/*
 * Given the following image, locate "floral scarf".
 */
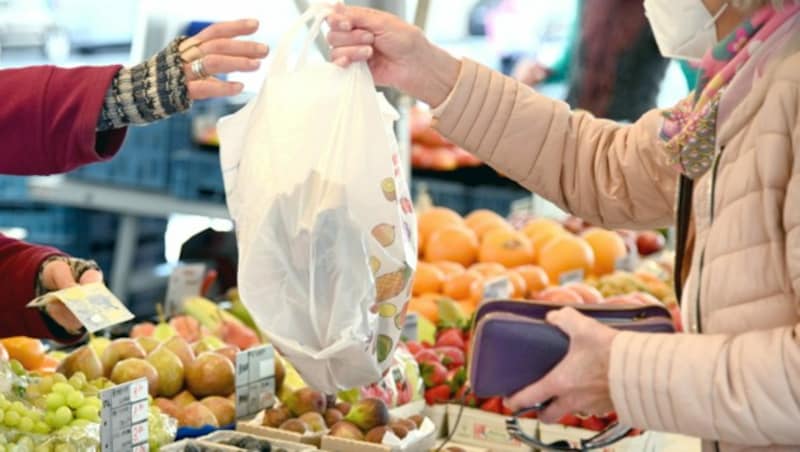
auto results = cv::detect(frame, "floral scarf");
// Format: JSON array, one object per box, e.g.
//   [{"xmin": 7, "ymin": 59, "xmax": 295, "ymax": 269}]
[{"xmin": 660, "ymin": 2, "xmax": 800, "ymax": 179}]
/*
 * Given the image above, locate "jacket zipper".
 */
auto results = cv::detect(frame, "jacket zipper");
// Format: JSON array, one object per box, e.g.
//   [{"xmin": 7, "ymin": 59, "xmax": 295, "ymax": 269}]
[{"xmin": 695, "ymin": 146, "xmax": 725, "ymax": 334}]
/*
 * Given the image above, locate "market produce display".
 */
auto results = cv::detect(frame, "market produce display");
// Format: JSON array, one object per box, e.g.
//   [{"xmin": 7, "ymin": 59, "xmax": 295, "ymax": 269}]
[
  {"xmin": 261, "ymin": 391, "xmax": 425, "ymax": 444},
  {"xmin": 410, "ymin": 108, "xmax": 482, "ymax": 170}
]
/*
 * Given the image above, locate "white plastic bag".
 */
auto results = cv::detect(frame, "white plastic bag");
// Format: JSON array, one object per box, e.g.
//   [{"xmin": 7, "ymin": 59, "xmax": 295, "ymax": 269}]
[{"xmin": 217, "ymin": 3, "xmax": 417, "ymax": 393}]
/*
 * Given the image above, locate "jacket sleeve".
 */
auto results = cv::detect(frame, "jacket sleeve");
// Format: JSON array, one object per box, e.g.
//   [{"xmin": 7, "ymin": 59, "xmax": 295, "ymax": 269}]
[
  {"xmin": 432, "ymin": 59, "xmax": 678, "ymax": 229},
  {"xmin": 0, "ymin": 65, "xmax": 127, "ymax": 175},
  {"xmin": 608, "ymin": 78, "xmax": 800, "ymax": 447},
  {"xmin": 0, "ymin": 235, "xmax": 81, "ymax": 342}
]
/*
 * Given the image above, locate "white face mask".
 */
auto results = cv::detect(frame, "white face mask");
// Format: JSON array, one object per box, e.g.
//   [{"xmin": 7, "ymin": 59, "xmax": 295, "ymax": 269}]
[{"xmin": 644, "ymin": 0, "xmax": 728, "ymax": 61}]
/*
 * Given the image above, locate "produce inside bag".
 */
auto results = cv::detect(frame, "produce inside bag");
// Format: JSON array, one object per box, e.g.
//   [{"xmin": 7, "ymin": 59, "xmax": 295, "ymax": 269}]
[{"xmin": 217, "ymin": 3, "xmax": 417, "ymax": 393}]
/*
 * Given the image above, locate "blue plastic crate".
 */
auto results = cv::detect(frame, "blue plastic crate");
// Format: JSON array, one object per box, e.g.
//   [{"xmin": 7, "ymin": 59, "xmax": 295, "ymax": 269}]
[
  {"xmin": 168, "ymin": 149, "xmax": 225, "ymax": 202},
  {"xmin": 412, "ymin": 178, "xmax": 469, "ymax": 215},
  {"xmin": 0, "ymin": 176, "xmax": 29, "ymax": 202},
  {"xmin": 469, "ymin": 185, "xmax": 530, "ymax": 217}
]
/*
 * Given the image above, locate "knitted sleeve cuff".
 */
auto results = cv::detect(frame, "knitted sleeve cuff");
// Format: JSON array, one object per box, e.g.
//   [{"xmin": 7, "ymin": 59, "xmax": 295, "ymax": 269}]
[{"xmin": 97, "ymin": 36, "xmax": 192, "ymax": 131}]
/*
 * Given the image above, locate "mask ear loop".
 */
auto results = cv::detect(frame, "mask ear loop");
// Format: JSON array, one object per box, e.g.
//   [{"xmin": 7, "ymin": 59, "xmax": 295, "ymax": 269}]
[{"xmin": 705, "ymin": 2, "xmax": 729, "ymax": 29}]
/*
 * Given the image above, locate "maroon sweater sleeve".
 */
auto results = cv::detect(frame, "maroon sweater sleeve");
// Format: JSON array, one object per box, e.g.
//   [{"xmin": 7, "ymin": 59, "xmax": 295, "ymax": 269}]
[
  {"xmin": 0, "ymin": 234, "xmax": 81, "ymax": 341},
  {"xmin": 0, "ymin": 65, "xmax": 127, "ymax": 175}
]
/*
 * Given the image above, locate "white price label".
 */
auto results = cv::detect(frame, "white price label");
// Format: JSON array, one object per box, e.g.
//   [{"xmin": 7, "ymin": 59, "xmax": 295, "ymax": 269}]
[
  {"xmin": 165, "ymin": 263, "xmax": 206, "ymax": 316},
  {"xmin": 101, "ymin": 378, "xmax": 149, "ymax": 452},
  {"xmin": 559, "ymin": 269, "xmax": 585, "ymax": 285},
  {"xmin": 235, "ymin": 344, "xmax": 276, "ymax": 419},
  {"xmin": 482, "ymin": 276, "xmax": 512, "ymax": 302}
]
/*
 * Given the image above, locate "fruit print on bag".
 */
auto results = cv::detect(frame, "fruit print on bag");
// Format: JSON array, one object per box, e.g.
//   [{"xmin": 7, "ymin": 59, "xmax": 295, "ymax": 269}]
[
  {"xmin": 375, "ymin": 265, "xmax": 412, "ymax": 302},
  {"xmin": 394, "ymin": 301, "xmax": 409, "ymax": 330},
  {"xmin": 372, "ymin": 223, "xmax": 396, "ymax": 247},
  {"xmin": 381, "ymin": 177, "xmax": 397, "ymax": 201},
  {"xmin": 377, "ymin": 335, "xmax": 393, "ymax": 362}
]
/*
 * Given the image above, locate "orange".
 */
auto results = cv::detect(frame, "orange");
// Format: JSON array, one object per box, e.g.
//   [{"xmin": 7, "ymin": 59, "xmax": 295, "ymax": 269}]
[
  {"xmin": 582, "ymin": 228, "xmax": 627, "ymax": 276},
  {"xmin": 457, "ymin": 299, "xmax": 476, "ymax": 317},
  {"xmin": 417, "ymin": 207, "xmax": 464, "ymax": 256},
  {"xmin": 443, "ymin": 270, "xmax": 484, "ymax": 301},
  {"xmin": 479, "ymin": 229, "xmax": 536, "ymax": 268},
  {"xmin": 466, "ymin": 210, "xmax": 513, "ymax": 241},
  {"xmin": 468, "ymin": 278, "xmax": 486, "ymax": 305},
  {"xmin": 469, "ymin": 262, "xmax": 506, "ymax": 278},
  {"xmin": 505, "ymin": 270, "xmax": 527, "ymax": 298},
  {"xmin": 538, "ymin": 235, "xmax": 595, "ymax": 284},
  {"xmin": 408, "ymin": 294, "xmax": 440, "ymax": 323},
  {"xmin": 432, "ymin": 261, "xmax": 466, "ymax": 278},
  {"xmin": 424, "ymin": 226, "xmax": 479, "ymax": 267},
  {"xmin": 0, "ymin": 337, "xmax": 45, "ymax": 370},
  {"xmin": 412, "ymin": 262, "xmax": 446, "ymax": 296},
  {"xmin": 521, "ymin": 218, "xmax": 564, "ymax": 241},
  {"xmin": 514, "ymin": 265, "xmax": 550, "ymax": 296}
]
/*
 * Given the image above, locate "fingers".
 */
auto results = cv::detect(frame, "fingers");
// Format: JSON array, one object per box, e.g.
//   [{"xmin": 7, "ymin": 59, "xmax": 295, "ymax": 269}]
[
  {"xmin": 79, "ymin": 269, "xmax": 103, "ymax": 285},
  {"xmin": 184, "ymin": 19, "xmax": 260, "ymax": 48},
  {"xmin": 538, "ymin": 397, "xmax": 573, "ymax": 424},
  {"xmin": 330, "ymin": 46, "xmax": 372, "ymax": 67},
  {"xmin": 44, "ymin": 260, "xmax": 78, "ymax": 291},
  {"xmin": 188, "ymin": 78, "xmax": 244, "ymax": 100},
  {"xmin": 185, "ymin": 54, "xmax": 260, "ymax": 82},
  {"xmin": 327, "ymin": 29, "xmax": 374, "ymax": 47},
  {"xmin": 328, "ymin": 5, "xmax": 386, "ymax": 32},
  {"xmin": 200, "ymin": 39, "xmax": 269, "ymax": 59},
  {"xmin": 505, "ymin": 372, "xmax": 560, "ymax": 412},
  {"xmin": 546, "ymin": 307, "xmax": 588, "ymax": 336},
  {"xmin": 46, "ymin": 300, "xmax": 83, "ymax": 333}
]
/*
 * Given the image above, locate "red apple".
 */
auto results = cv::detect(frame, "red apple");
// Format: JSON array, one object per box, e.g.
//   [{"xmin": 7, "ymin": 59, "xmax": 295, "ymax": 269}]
[{"xmin": 636, "ymin": 231, "xmax": 665, "ymax": 256}]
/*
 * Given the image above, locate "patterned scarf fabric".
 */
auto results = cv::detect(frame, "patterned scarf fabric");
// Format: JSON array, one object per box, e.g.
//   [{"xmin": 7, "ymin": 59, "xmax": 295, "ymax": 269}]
[{"xmin": 660, "ymin": 2, "xmax": 800, "ymax": 178}]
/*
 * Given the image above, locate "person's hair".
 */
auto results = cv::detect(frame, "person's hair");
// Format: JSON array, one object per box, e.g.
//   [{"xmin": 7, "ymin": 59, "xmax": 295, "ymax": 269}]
[{"xmin": 730, "ymin": 0, "xmax": 784, "ymax": 13}]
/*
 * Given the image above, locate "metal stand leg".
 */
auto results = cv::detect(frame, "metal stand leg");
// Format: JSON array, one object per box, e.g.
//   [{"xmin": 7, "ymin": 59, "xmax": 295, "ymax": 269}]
[{"xmin": 110, "ymin": 215, "xmax": 139, "ymax": 300}]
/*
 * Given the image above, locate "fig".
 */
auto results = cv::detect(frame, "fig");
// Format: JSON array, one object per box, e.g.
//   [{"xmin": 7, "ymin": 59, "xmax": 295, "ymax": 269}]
[
  {"xmin": 335, "ymin": 402, "xmax": 351, "ymax": 416},
  {"xmin": 279, "ymin": 418, "xmax": 309, "ymax": 434},
  {"xmin": 329, "ymin": 421, "xmax": 364, "ymax": 441},
  {"xmin": 299, "ymin": 411, "xmax": 326, "ymax": 432},
  {"xmin": 344, "ymin": 398, "xmax": 390, "ymax": 432},
  {"xmin": 284, "ymin": 388, "xmax": 325, "ymax": 416},
  {"xmin": 365, "ymin": 426, "xmax": 389, "ymax": 443},
  {"xmin": 324, "ymin": 408, "xmax": 343, "ymax": 428},
  {"xmin": 262, "ymin": 406, "xmax": 291, "ymax": 428},
  {"xmin": 409, "ymin": 414, "xmax": 424, "ymax": 428}
]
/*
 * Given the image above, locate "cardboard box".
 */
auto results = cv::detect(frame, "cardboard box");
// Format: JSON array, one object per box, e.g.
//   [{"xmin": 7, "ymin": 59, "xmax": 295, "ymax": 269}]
[
  {"xmin": 539, "ymin": 423, "xmax": 661, "ymax": 452},
  {"xmin": 390, "ymin": 400, "xmax": 426, "ymax": 418},
  {"xmin": 237, "ymin": 420, "xmax": 324, "ymax": 448},
  {"xmin": 434, "ymin": 440, "xmax": 490, "ymax": 452},
  {"xmin": 162, "ymin": 430, "xmax": 316, "ymax": 452},
  {"xmin": 320, "ymin": 417, "xmax": 437, "ymax": 452},
  {"xmin": 423, "ymin": 404, "xmax": 448, "ymax": 439},
  {"xmin": 445, "ymin": 405, "xmax": 538, "ymax": 452}
]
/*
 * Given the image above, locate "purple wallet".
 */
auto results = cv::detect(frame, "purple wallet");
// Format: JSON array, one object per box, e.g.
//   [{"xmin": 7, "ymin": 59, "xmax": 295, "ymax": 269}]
[{"xmin": 468, "ymin": 299, "xmax": 676, "ymax": 399}]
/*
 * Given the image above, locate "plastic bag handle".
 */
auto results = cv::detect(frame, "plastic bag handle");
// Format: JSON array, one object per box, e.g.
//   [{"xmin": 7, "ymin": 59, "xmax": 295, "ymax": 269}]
[{"xmin": 270, "ymin": 2, "xmax": 335, "ymax": 78}]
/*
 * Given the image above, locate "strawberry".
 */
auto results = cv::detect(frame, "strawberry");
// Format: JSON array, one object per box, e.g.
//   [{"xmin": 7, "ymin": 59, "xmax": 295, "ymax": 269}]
[
  {"xmin": 580, "ymin": 415, "xmax": 607, "ymax": 432},
  {"xmin": 558, "ymin": 413, "xmax": 582, "ymax": 427},
  {"xmin": 446, "ymin": 367, "xmax": 467, "ymax": 392},
  {"xmin": 454, "ymin": 385, "xmax": 477, "ymax": 407},
  {"xmin": 405, "ymin": 340, "xmax": 424, "ymax": 355},
  {"xmin": 605, "ymin": 412, "xmax": 618, "ymax": 423},
  {"xmin": 425, "ymin": 384, "xmax": 452, "ymax": 405},
  {"xmin": 435, "ymin": 328, "xmax": 465, "ymax": 350},
  {"xmin": 435, "ymin": 346, "xmax": 466, "ymax": 369},
  {"xmin": 521, "ymin": 409, "xmax": 538, "ymax": 419},
  {"xmin": 420, "ymin": 361, "xmax": 448, "ymax": 387},
  {"xmin": 414, "ymin": 349, "xmax": 440, "ymax": 365},
  {"xmin": 501, "ymin": 403, "xmax": 513, "ymax": 416},
  {"xmin": 480, "ymin": 397, "xmax": 503, "ymax": 414}
]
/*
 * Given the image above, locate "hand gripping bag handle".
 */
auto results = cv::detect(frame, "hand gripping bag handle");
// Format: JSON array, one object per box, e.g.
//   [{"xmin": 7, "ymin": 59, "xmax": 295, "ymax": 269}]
[{"xmin": 270, "ymin": 2, "xmax": 335, "ymax": 78}]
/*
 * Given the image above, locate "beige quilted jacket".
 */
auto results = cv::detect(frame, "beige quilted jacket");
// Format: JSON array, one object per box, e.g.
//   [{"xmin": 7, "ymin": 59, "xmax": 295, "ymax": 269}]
[{"xmin": 431, "ymin": 20, "xmax": 800, "ymax": 452}]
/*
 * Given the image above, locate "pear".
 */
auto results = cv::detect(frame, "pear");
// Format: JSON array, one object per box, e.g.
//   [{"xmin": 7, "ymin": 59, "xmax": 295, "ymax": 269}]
[
  {"xmin": 192, "ymin": 336, "xmax": 225, "ymax": 354},
  {"xmin": 163, "ymin": 336, "xmax": 195, "ymax": 369},
  {"xmin": 136, "ymin": 337, "xmax": 160, "ymax": 354},
  {"xmin": 88, "ymin": 335, "xmax": 111, "ymax": 358},
  {"xmin": 284, "ymin": 388, "xmax": 325, "ymax": 417},
  {"xmin": 201, "ymin": 396, "xmax": 235, "ymax": 426},
  {"xmin": 154, "ymin": 398, "xmax": 180, "ymax": 419},
  {"xmin": 101, "ymin": 339, "xmax": 146, "ymax": 376},
  {"xmin": 185, "ymin": 352, "xmax": 235, "ymax": 397},
  {"xmin": 109, "ymin": 358, "xmax": 159, "ymax": 396},
  {"xmin": 178, "ymin": 402, "xmax": 218, "ymax": 428},
  {"xmin": 344, "ymin": 398, "xmax": 390, "ymax": 432},
  {"xmin": 146, "ymin": 346, "xmax": 184, "ymax": 397},
  {"xmin": 329, "ymin": 421, "xmax": 364, "ymax": 440},
  {"xmin": 214, "ymin": 345, "xmax": 239, "ymax": 365},
  {"xmin": 57, "ymin": 346, "xmax": 103, "ymax": 380},
  {"xmin": 153, "ymin": 304, "xmax": 176, "ymax": 342},
  {"xmin": 172, "ymin": 390, "xmax": 196, "ymax": 407}
]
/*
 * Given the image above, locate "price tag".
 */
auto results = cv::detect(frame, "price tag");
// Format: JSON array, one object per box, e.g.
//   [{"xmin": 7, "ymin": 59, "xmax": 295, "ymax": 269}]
[
  {"xmin": 401, "ymin": 313, "xmax": 418, "ymax": 342},
  {"xmin": 615, "ymin": 253, "xmax": 638, "ymax": 272},
  {"xmin": 235, "ymin": 344, "xmax": 276, "ymax": 419},
  {"xmin": 28, "ymin": 282, "xmax": 133, "ymax": 333},
  {"xmin": 165, "ymin": 263, "xmax": 206, "ymax": 316},
  {"xmin": 101, "ymin": 378, "xmax": 149, "ymax": 452},
  {"xmin": 559, "ymin": 269, "xmax": 585, "ymax": 286},
  {"xmin": 482, "ymin": 276, "xmax": 511, "ymax": 302}
]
